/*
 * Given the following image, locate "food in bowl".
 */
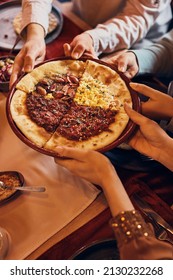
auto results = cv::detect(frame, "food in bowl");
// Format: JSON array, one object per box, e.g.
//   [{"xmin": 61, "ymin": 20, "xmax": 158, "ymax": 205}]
[
  {"xmin": 0, "ymin": 171, "xmax": 24, "ymax": 202},
  {"xmin": 0, "ymin": 56, "xmax": 14, "ymax": 92},
  {"xmin": 0, "ymin": 57, "xmax": 14, "ymax": 82}
]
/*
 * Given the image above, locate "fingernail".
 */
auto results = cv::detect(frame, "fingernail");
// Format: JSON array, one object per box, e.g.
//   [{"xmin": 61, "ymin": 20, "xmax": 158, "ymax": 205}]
[
  {"xmin": 73, "ymin": 53, "xmax": 80, "ymax": 59},
  {"xmin": 119, "ymin": 66, "xmax": 125, "ymax": 72}
]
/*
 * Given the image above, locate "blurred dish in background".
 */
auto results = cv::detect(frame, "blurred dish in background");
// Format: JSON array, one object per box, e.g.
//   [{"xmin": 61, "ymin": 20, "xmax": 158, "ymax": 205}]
[
  {"xmin": 70, "ymin": 239, "xmax": 120, "ymax": 260},
  {"xmin": 0, "ymin": 0, "xmax": 63, "ymax": 51},
  {"xmin": 0, "ymin": 171, "xmax": 24, "ymax": 204}
]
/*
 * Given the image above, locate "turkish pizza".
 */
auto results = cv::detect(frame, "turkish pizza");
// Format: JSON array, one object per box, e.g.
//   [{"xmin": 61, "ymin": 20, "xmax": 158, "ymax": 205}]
[{"xmin": 10, "ymin": 59, "xmax": 132, "ymax": 153}]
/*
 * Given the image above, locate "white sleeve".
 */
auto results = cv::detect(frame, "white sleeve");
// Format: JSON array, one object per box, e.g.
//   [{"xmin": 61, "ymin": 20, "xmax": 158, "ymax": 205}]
[
  {"xmin": 21, "ymin": 0, "xmax": 53, "ymax": 36},
  {"xmin": 85, "ymin": 0, "xmax": 172, "ymax": 55}
]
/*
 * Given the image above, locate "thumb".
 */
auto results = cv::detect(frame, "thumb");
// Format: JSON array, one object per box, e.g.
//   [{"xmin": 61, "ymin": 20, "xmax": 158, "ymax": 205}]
[
  {"xmin": 71, "ymin": 44, "xmax": 85, "ymax": 59},
  {"xmin": 124, "ymin": 103, "xmax": 148, "ymax": 126}
]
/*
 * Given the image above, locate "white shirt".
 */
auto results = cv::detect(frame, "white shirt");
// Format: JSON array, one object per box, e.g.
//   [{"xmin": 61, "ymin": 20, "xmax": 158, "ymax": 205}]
[
  {"xmin": 72, "ymin": 0, "xmax": 172, "ymax": 55},
  {"xmin": 21, "ymin": 0, "xmax": 53, "ymax": 35}
]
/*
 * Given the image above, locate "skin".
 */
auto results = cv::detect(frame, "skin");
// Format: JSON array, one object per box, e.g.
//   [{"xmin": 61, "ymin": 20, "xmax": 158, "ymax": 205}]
[
  {"xmin": 54, "ymin": 103, "xmax": 173, "ymax": 178},
  {"xmin": 54, "ymin": 107, "xmax": 173, "ymax": 215},
  {"xmin": 130, "ymin": 83, "xmax": 173, "ymax": 120},
  {"xmin": 54, "ymin": 90, "xmax": 173, "ymax": 217},
  {"xmin": 124, "ymin": 103, "xmax": 173, "ymax": 171},
  {"xmin": 63, "ymin": 33, "xmax": 97, "ymax": 59},
  {"xmin": 54, "ymin": 147, "xmax": 134, "ymax": 217},
  {"xmin": 107, "ymin": 51, "xmax": 139, "ymax": 79},
  {"xmin": 10, "ymin": 23, "xmax": 46, "ymax": 88}
]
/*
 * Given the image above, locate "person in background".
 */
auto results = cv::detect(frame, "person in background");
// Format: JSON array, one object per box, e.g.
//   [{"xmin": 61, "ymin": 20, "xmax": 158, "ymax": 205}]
[
  {"xmin": 64, "ymin": 0, "xmax": 172, "ymax": 59},
  {"xmin": 107, "ymin": 29, "xmax": 173, "ymax": 79},
  {"xmin": 54, "ymin": 83, "xmax": 173, "ymax": 260},
  {"xmin": 10, "ymin": 0, "xmax": 53, "ymax": 88},
  {"xmin": 10, "ymin": 0, "xmax": 172, "ymax": 87}
]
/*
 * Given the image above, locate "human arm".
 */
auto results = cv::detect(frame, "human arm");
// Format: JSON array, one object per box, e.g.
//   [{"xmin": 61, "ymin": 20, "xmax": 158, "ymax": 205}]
[
  {"xmin": 55, "ymin": 147, "xmax": 134, "ymax": 217},
  {"xmin": 124, "ymin": 102, "xmax": 173, "ymax": 171},
  {"xmin": 130, "ymin": 83, "xmax": 173, "ymax": 120},
  {"xmin": 21, "ymin": 0, "xmax": 52, "ymax": 36},
  {"xmin": 63, "ymin": 33, "xmax": 97, "ymax": 59},
  {"xmin": 132, "ymin": 29, "xmax": 173, "ymax": 78},
  {"xmin": 54, "ymin": 147, "xmax": 172, "ymax": 259},
  {"xmin": 85, "ymin": 0, "xmax": 171, "ymax": 55},
  {"xmin": 10, "ymin": 23, "xmax": 46, "ymax": 88},
  {"xmin": 106, "ymin": 29, "xmax": 173, "ymax": 78},
  {"xmin": 10, "ymin": 0, "xmax": 52, "ymax": 88}
]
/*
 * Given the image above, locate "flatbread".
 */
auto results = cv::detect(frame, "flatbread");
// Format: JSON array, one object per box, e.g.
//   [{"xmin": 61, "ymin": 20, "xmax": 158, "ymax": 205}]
[{"xmin": 10, "ymin": 59, "xmax": 132, "ymax": 153}]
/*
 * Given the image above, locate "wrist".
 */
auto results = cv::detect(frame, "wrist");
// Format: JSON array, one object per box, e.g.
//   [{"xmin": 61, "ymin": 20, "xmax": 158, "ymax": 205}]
[
  {"xmin": 26, "ymin": 23, "xmax": 45, "ymax": 41},
  {"xmin": 156, "ymin": 138, "xmax": 173, "ymax": 171},
  {"xmin": 101, "ymin": 169, "xmax": 134, "ymax": 217},
  {"xmin": 84, "ymin": 32, "xmax": 94, "ymax": 47},
  {"xmin": 110, "ymin": 210, "xmax": 154, "ymax": 247}
]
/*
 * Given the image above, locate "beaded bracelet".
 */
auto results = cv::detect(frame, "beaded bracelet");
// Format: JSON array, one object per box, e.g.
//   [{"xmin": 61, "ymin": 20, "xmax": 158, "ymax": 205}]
[{"xmin": 110, "ymin": 210, "xmax": 154, "ymax": 247}]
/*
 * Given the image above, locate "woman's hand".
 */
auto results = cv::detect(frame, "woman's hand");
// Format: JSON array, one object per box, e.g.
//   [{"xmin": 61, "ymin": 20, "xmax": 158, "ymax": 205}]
[
  {"xmin": 125, "ymin": 103, "xmax": 173, "ymax": 169},
  {"xmin": 107, "ymin": 51, "xmax": 139, "ymax": 79},
  {"xmin": 63, "ymin": 33, "xmax": 97, "ymax": 59},
  {"xmin": 10, "ymin": 24, "xmax": 46, "ymax": 88},
  {"xmin": 130, "ymin": 83, "xmax": 173, "ymax": 120},
  {"xmin": 54, "ymin": 147, "xmax": 115, "ymax": 187}
]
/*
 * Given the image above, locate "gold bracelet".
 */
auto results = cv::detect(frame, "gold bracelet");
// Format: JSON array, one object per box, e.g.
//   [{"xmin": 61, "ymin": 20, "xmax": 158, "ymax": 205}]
[{"xmin": 110, "ymin": 210, "xmax": 154, "ymax": 247}]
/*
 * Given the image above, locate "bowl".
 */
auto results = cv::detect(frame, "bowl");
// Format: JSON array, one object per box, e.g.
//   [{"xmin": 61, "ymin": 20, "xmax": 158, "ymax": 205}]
[
  {"xmin": 6, "ymin": 57, "xmax": 141, "ymax": 157},
  {"xmin": 0, "ymin": 56, "xmax": 15, "ymax": 92},
  {"xmin": 0, "ymin": 171, "xmax": 24, "ymax": 204},
  {"xmin": 69, "ymin": 238, "xmax": 120, "ymax": 260}
]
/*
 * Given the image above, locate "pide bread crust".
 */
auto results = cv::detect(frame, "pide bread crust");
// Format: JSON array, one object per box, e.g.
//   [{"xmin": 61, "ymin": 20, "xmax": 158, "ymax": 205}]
[{"xmin": 10, "ymin": 59, "xmax": 132, "ymax": 152}]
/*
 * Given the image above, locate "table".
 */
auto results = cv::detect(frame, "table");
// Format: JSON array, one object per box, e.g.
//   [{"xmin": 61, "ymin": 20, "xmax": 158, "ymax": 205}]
[{"xmin": 0, "ymin": 0, "xmax": 173, "ymax": 260}]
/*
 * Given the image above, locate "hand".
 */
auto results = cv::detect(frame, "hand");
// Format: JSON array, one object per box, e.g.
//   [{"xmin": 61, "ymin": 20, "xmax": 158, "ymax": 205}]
[
  {"xmin": 10, "ymin": 24, "xmax": 46, "ymax": 88},
  {"xmin": 63, "ymin": 33, "xmax": 97, "ymax": 59},
  {"xmin": 54, "ymin": 147, "xmax": 134, "ymax": 215},
  {"xmin": 124, "ymin": 103, "xmax": 171, "ymax": 161},
  {"xmin": 130, "ymin": 83, "xmax": 173, "ymax": 120},
  {"xmin": 107, "ymin": 51, "xmax": 139, "ymax": 79},
  {"xmin": 54, "ymin": 147, "xmax": 115, "ymax": 187}
]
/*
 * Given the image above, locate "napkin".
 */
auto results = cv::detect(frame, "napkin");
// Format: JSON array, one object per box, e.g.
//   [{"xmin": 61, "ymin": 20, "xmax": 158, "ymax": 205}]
[{"xmin": 0, "ymin": 94, "xmax": 100, "ymax": 260}]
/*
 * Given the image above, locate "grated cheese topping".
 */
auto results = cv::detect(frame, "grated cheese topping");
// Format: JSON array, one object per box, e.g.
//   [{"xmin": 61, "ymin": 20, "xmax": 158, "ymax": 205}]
[{"xmin": 74, "ymin": 76, "xmax": 122, "ymax": 110}]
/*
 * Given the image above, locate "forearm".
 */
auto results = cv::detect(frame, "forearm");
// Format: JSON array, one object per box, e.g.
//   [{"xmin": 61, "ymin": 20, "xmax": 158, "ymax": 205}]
[
  {"xmin": 156, "ymin": 138, "xmax": 173, "ymax": 171},
  {"xmin": 86, "ymin": 0, "xmax": 171, "ymax": 55},
  {"xmin": 26, "ymin": 23, "xmax": 45, "ymax": 41},
  {"xmin": 133, "ymin": 30, "xmax": 173, "ymax": 78},
  {"xmin": 101, "ymin": 170, "xmax": 134, "ymax": 217}
]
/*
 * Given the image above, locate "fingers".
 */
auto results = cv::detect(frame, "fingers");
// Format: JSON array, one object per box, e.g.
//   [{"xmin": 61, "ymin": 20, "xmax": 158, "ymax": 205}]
[
  {"xmin": 9, "ymin": 55, "xmax": 23, "ymax": 89},
  {"xmin": 54, "ymin": 146, "xmax": 88, "ymax": 161},
  {"xmin": 124, "ymin": 103, "xmax": 149, "ymax": 126},
  {"xmin": 116, "ymin": 56, "xmax": 128, "ymax": 73},
  {"xmin": 109, "ymin": 52, "xmax": 138, "ymax": 78},
  {"xmin": 63, "ymin": 43, "xmax": 72, "ymax": 56},
  {"xmin": 130, "ymin": 83, "xmax": 162, "ymax": 99},
  {"xmin": 23, "ymin": 55, "xmax": 34, "ymax": 72},
  {"xmin": 64, "ymin": 42, "xmax": 85, "ymax": 59},
  {"xmin": 124, "ymin": 66, "xmax": 138, "ymax": 79},
  {"xmin": 71, "ymin": 44, "xmax": 85, "ymax": 59}
]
